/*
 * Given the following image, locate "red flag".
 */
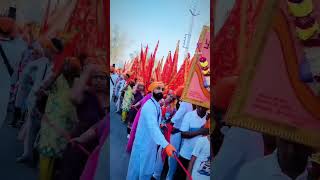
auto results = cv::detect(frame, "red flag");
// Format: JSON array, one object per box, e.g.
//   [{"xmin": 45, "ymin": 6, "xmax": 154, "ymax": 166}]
[
  {"xmin": 167, "ymin": 54, "xmax": 189, "ymax": 90},
  {"xmin": 153, "ymin": 40, "xmax": 159, "ymax": 59},
  {"xmin": 171, "ymin": 41, "xmax": 180, "ymax": 79},
  {"xmin": 161, "ymin": 51, "xmax": 172, "ymax": 84},
  {"xmin": 155, "ymin": 56, "xmax": 164, "ymax": 81},
  {"xmin": 147, "ymin": 53, "xmax": 156, "ymax": 87}
]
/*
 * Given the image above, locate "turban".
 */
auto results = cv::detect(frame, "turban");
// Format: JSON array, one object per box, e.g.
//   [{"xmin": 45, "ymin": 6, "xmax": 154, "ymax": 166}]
[
  {"xmin": 213, "ymin": 76, "xmax": 238, "ymax": 112},
  {"xmin": 175, "ymin": 86, "xmax": 184, "ymax": 97},
  {"xmin": 0, "ymin": 17, "xmax": 15, "ymax": 35},
  {"xmin": 66, "ymin": 57, "xmax": 81, "ymax": 72},
  {"xmin": 148, "ymin": 81, "xmax": 164, "ymax": 92}
]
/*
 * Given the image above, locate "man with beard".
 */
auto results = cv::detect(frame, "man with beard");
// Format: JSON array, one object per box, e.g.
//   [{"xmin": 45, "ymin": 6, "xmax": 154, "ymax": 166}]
[
  {"xmin": 126, "ymin": 82, "xmax": 176, "ymax": 180},
  {"xmin": 0, "ymin": 15, "xmax": 27, "ymax": 127}
]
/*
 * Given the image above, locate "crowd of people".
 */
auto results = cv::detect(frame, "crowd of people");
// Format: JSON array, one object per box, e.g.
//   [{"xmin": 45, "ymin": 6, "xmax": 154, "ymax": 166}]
[
  {"xmin": 1, "ymin": 12, "xmax": 108, "ymax": 180},
  {"xmin": 111, "ymin": 66, "xmax": 320, "ymax": 180},
  {"xmin": 110, "ymin": 68, "xmax": 211, "ymax": 180}
]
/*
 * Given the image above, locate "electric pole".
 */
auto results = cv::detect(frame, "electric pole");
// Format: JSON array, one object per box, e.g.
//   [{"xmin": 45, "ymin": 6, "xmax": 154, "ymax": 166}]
[{"xmin": 183, "ymin": 0, "xmax": 200, "ymax": 59}]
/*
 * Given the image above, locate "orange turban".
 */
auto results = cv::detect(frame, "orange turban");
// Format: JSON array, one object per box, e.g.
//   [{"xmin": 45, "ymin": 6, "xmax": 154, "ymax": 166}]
[
  {"xmin": 66, "ymin": 57, "xmax": 81, "ymax": 72},
  {"xmin": 175, "ymin": 86, "xmax": 184, "ymax": 97},
  {"xmin": 0, "ymin": 17, "xmax": 15, "ymax": 35},
  {"xmin": 148, "ymin": 82, "xmax": 164, "ymax": 92},
  {"xmin": 213, "ymin": 76, "xmax": 238, "ymax": 112}
]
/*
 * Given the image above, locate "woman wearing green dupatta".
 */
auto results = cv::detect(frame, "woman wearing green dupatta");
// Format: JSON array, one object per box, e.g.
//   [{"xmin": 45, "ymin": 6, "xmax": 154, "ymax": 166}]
[
  {"xmin": 37, "ymin": 57, "xmax": 81, "ymax": 180},
  {"xmin": 121, "ymin": 81, "xmax": 135, "ymax": 122}
]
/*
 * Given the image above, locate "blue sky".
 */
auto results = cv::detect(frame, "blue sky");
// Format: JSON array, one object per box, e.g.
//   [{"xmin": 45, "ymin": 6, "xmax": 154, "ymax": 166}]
[{"xmin": 111, "ymin": 0, "xmax": 210, "ymax": 68}]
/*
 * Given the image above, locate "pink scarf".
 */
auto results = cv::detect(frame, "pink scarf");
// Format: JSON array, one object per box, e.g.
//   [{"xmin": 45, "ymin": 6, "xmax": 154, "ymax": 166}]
[
  {"xmin": 126, "ymin": 93, "xmax": 152, "ymax": 153},
  {"xmin": 80, "ymin": 115, "xmax": 109, "ymax": 180}
]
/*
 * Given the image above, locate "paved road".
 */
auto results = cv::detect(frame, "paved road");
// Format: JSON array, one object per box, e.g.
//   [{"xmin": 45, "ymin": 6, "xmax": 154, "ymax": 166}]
[
  {"xmin": 0, "ymin": 124, "xmax": 37, "ymax": 180},
  {"xmin": 110, "ymin": 101, "xmax": 130, "ymax": 180}
]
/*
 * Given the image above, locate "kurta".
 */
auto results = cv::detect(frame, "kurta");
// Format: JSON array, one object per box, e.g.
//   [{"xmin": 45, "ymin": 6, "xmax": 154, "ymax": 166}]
[
  {"xmin": 38, "ymin": 75, "xmax": 77, "ymax": 158},
  {"xmin": 0, "ymin": 37, "xmax": 27, "ymax": 126},
  {"xmin": 126, "ymin": 97, "xmax": 169, "ymax": 179},
  {"xmin": 122, "ymin": 86, "xmax": 133, "ymax": 112}
]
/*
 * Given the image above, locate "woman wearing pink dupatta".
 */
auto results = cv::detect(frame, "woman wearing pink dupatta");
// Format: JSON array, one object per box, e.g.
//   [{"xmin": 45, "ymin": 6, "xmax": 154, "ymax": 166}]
[
  {"xmin": 126, "ymin": 93, "xmax": 152, "ymax": 153},
  {"xmin": 80, "ymin": 114, "xmax": 109, "ymax": 180}
]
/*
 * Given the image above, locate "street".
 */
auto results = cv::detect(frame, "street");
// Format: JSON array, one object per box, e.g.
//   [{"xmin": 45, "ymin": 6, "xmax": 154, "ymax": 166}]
[
  {"xmin": 110, "ymin": 101, "xmax": 130, "ymax": 179},
  {"xmin": 0, "ymin": 124, "xmax": 37, "ymax": 180}
]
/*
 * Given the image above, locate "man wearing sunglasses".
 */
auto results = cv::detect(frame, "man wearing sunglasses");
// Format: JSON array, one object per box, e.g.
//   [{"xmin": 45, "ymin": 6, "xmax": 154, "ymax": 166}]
[{"xmin": 127, "ymin": 81, "xmax": 176, "ymax": 180}]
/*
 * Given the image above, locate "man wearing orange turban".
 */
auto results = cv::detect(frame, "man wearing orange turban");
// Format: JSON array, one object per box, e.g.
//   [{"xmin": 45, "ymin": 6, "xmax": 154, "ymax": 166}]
[
  {"xmin": 0, "ymin": 16, "xmax": 28, "ymax": 127},
  {"xmin": 127, "ymin": 81, "xmax": 176, "ymax": 180}
]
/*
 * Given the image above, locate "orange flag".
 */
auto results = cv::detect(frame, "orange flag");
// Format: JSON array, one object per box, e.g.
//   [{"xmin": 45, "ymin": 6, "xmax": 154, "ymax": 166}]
[
  {"xmin": 161, "ymin": 51, "xmax": 172, "ymax": 84},
  {"xmin": 171, "ymin": 40, "xmax": 180, "ymax": 79}
]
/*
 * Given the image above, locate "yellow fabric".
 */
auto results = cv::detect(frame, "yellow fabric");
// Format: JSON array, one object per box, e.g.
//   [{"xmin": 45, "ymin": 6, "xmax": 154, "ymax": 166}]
[
  {"xmin": 288, "ymin": 0, "xmax": 313, "ymax": 17},
  {"xmin": 39, "ymin": 155, "xmax": 55, "ymax": 180},
  {"xmin": 296, "ymin": 22, "xmax": 319, "ymax": 40},
  {"xmin": 147, "ymin": 81, "xmax": 164, "ymax": 92},
  {"xmin": 200, "ymin": 61, "xmax": 209, "ymax": 67},
  {"xmin": 122, "ymin": 111, "xmax": 127, "ymax": 122}
]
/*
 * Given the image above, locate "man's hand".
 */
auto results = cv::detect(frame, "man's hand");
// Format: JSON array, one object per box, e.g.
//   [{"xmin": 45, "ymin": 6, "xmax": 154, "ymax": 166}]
[
  {"xmin": 198, "ymin": 128, "xmax": 209, "ymax": 136},
  {"xmin": 165, "ymin": 144, "xmax": 176, "ymax": 157}
]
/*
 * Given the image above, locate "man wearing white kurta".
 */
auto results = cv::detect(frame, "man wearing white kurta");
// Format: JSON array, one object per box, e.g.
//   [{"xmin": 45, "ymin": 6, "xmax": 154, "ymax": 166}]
[
  {"xmin": 0, "ymin": 17, "xmax": 27, "ymax": 127},
  {"xmin": 126, "ymin": 82, "xmax": 176, "ymax": 180},
  {"xmin": 110, "ymin": 70, "xmax": 119, "ymax": 100},
  {"xmin": 166, "ymin": 100, "xmax": 193, "ymax": 180}
]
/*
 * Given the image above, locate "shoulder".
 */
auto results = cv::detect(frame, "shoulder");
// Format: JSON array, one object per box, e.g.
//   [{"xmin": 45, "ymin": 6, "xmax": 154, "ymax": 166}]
[
  {"xmin": 142, "ymin": 99, "xmax": 156, "ymax": 110},
  {"xmin": 237, "ymin": 154, "xmax": 274, "ymax": 179}
]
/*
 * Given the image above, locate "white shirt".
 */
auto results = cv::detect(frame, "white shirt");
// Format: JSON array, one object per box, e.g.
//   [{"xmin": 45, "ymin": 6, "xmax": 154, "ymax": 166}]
[
  {"xmin": 179, "ymin": 110, "xmax": 207, "ymax": 160},
  {"xmin": 192, "ymin": 136, "xmax": 211, "ymax": 180},
  {"xmin": 171, "ymin": 101, "xmax": 193, "ymax": 129},
  {"xmin": 211, "ymin": 127, "xmax": 264, "ymax": 180},
  {"xmin": 115, "ymin": 79, "xmax": 125, "ymax": 97},
  {"xmin": 0, "ymin": 37, "xmax": 27, "ymax": 126},
  {"xmin": 110, "ymin": 73, "xmax": 118, "ymax": 98},
  {"xmin": 25, "ymin": 57, "xmax": 52, "ymax": 108},
  {"xmin": 237, "ymin": 151, "xmax": 309, "ymax": 180}
]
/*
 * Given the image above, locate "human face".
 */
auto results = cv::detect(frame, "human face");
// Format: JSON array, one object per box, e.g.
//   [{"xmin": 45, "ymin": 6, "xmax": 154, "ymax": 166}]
[
  {"xmin": 137, "ymin": 85, "xmax": 145, "ymax": 92},
  {"xmin": 92, "ymin": 71, "xmax": 107, "ymax": 92},
  {"xmin": 153, "ymin": 86, "xmax": 164, "ymax": 101},
  {"xmin": 196, "ymin": 105, "xmax": 208, "ymax": 118}
]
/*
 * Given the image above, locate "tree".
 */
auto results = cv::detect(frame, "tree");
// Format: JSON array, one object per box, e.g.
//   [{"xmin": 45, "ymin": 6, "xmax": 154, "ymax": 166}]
[{"xmin": 110, "ymin": 24, "xmax": 129, "ymax": 66}]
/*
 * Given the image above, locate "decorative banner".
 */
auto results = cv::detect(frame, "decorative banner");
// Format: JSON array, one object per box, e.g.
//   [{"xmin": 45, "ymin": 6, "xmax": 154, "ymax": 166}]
[
  {"xmin": 227, "ymin": 0, "xmax": 320, "ymax": 149},
  {"xmin": 182, "ymin": 25, "xmax": 210, "ymax": 109}
]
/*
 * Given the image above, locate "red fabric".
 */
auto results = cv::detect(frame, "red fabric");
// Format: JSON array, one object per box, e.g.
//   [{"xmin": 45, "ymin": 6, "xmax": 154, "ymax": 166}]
[
  {"xmin": 213, "ymin": 76, "xmax": 239, "ymax": 112},
  {"xmin": 212, "ymin": 0, "xmax": 263, "ymax": 84},
  {"xmin": 161, "ymin": 51, "xmax": 173, "ymax": 84},
  {"xmin": 53, "ymin": 33, "xmax": 81, "ymax": 73},
  {"xmin": 171, "ymin": 41, "xmax": 179, "ymax": 80},
  {"xmin": 167, "ymin": 54, "xmax": 189, "ymax": 91}
]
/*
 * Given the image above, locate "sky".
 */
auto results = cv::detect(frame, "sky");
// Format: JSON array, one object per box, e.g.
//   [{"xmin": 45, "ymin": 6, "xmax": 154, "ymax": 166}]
[{"xmin": 111, "ymin": 0, "xmax": 210, "ymax": 68}]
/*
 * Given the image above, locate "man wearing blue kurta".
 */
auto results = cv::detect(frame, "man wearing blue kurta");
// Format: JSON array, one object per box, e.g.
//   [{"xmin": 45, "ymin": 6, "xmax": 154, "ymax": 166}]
[
  {"xmin": 126, "ymin": 82, "xmax": 176, "ymax": 180},
  {"xmin": 0, "ymin": 16, "xmax": 27, "ymax": 127}
]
